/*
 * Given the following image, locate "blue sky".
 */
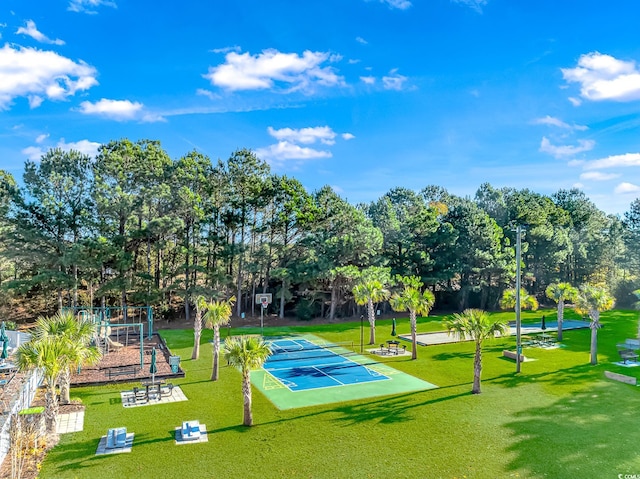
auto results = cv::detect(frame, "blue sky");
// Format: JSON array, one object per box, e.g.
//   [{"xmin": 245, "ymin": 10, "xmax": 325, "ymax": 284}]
[{"xmin": 1, "ymin": 0, "xmax": 640, "ymax": 214}]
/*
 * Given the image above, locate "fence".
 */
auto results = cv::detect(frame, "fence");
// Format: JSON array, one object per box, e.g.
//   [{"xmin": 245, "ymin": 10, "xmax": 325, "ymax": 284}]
[{"xmin": 0, "ymin": 367, "xmax": 44, "ymax": 466}]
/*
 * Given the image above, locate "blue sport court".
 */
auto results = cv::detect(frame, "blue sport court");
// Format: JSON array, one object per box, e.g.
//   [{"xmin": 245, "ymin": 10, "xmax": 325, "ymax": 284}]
[{"xmin": 264, "ymin": 338, "xmax": 389, "ymax": 391}]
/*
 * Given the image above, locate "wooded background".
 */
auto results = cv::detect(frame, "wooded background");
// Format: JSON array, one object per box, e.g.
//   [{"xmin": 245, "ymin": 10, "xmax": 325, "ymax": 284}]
[{"xmin": 1, "ymin": 139, "xmax": 638, "ymax": 323}]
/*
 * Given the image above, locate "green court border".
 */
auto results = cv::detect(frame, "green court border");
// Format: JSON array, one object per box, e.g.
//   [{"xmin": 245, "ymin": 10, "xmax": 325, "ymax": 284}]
[{"xmin": 251, "ymin": 334, "xmax": 438, "ymax": 410}]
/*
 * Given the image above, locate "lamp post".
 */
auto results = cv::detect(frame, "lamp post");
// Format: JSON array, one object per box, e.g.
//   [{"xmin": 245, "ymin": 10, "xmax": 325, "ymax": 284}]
[
  {"xmin": 515, "ymin": 224, "xmax": 524, "ymax": 374},
  {"xmin": 360, "ymin": 315, "xmax": 364, "ymax": 353}
]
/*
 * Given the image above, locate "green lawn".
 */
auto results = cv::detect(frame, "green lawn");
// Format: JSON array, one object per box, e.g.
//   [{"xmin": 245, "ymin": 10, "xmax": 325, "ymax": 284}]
[{"xmin": 40, "ymin": 309, "xmax": 640, "ymax": 479}]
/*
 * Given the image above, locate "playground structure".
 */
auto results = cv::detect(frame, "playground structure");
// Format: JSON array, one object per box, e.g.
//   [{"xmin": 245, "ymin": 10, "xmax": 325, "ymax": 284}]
[{"xmin": 62, "ymin": 306, "xmax": 153, "ymax": 369}]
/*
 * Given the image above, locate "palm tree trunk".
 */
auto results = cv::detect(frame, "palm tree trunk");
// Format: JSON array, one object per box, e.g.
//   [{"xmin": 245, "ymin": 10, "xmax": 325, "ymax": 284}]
[
  {"xmin": 410, "ymin": 311, "xmax": 417, "ymax": 360},
  {"xmin": 242, "ymin": 369, "xmax": 253, "ymax": 426},
  {"xmin": 472, "ymin": 341, "xmax": 482, "ymax": 394},
  {"xmin": 211, "ymin": 325, "xmax": 220, "ymax": 381},
  {"xmin": 557, "ymin": 300, "xmax": 564, "ymax": 341},
  {"xmin": 192, "ymin": 320, "xmax": 201, "ymax": 360},
  {"xmin": 368, "ymin": 299, "xmax": 376, "ymax": 344},
  {"xmin": 44, "ymin": 383, "xmax": 59, "ymax": 434},
  {"xmin": 60, "ymin": 370, "xmax": 71, "ymax": 405}
]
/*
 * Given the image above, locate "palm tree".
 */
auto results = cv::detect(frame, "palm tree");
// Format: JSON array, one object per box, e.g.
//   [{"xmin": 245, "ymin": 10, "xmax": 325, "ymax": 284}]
[
  {"xmin": 499, "ymin": 288, "xmax": 539, "ymax": 312},
  {"xmin": 223, "ymin": 335, "xmax": 271, "ymax": 426},
  {"xmin": 191, "ymin": 296, "xmax": 207, "ymax": 360},
  {"xmin": 15, "ymin": 336, "xmax": 67, "ymax": 433},
  {"xmin": 30, "ymin": 312, "xmax": 101, "ymax": 404},
  {"xmin": 545, "ymin": 282, "xmax": 578, "ymax": 341},
  {"xmin": 389, "ymin": 276, "xmax": 435, "ymax": 360},
  {"xmin": 575, "ymin": 284, "xmax": 615, "ymax": 365},
  {"xmin": 203, "ymin": 296, "xmax": 235, "ymax": 381},
  {"xmin": 445, "ymin": 309, "xmax": 509, "ymax": 394},
  {"xmin": 353, "ymin": 279, "xmax": 390, "ymax": 345}
]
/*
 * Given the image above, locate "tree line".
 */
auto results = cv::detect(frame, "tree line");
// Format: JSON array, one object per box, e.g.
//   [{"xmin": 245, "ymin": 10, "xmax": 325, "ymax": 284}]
[{"xmin": 1, "ymin": 138, "xmax": 639, "ymax": 323}]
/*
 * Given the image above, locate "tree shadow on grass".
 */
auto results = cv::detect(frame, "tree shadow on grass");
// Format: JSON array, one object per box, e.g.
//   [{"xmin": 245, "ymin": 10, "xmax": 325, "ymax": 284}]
[
  {"xmin": 487, "ymin": 363, "xmax": 600, "ymax": 390},
  {"xmin": 503, "ymin": 382, "xmax": 640, "ymax": 478},
  {"xmin": 328, "ymin": 386, "xmax": 473, "ymax": 426}
]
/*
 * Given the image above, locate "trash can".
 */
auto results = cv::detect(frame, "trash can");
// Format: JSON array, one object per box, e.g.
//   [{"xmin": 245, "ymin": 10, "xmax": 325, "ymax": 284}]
[{"xmin": 169, "ymin": 355, "xmax": 181, "ymax": 373}]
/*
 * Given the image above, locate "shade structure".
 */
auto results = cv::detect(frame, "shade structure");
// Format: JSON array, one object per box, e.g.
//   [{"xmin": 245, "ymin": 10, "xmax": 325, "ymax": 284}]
[
  {"xmin": 391, "ymin": 318, "xmax": 397, "ymax": 337},
  {"xmin": 150, "ymin": 347, "xmax": 158, "ymax": 384}
]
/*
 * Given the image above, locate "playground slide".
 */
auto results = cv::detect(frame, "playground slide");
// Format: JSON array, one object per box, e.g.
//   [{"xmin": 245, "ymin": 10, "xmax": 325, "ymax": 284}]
[{"xmin": 106, "ymin": 336, "xmax": 124, "ymax": 351}]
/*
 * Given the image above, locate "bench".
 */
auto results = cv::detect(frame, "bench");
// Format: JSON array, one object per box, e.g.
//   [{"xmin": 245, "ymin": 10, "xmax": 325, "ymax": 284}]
[
  {"xmin": 379, "ymin": 343, "xmax": 407, "ymax": 356},
  {"xmin": 106, "ymin": 427, "xmax": 127, "ymax": 449},
  {"xmin": 181, "ymin": 420, "xmax": 201, "ymax": 441},
  {"xmin": 105, "ymin": 365, "xmax": 139, "ymax": 380},
  {"xmin": 618, "ymin": 349, "xmax": 639, "ymax": 364},
  {"xmin": 502, "ymin": 350, "xmax": 526, "ymax": 362},
  {"xmin": 161, "ymin": 383, "xmax": 174, "ymax": 397},
  {"xmin": 605, "ymin": 370, "xmax": 637, "ymax": 385}
]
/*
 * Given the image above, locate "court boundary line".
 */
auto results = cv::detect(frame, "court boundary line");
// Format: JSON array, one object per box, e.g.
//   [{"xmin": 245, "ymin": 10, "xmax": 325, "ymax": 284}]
[{"xmin": 264, "ymin": 337, "xmax": 390, "ymax": 392}]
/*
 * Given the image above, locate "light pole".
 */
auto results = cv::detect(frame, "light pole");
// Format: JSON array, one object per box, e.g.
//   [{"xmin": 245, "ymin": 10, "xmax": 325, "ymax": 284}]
[
  {"xmin": 515, "ymin": 224, "xmax": 524, "ymax": 374},
  {"xmin": 360, "ymin": 315, "xmax": 364, "ymax": 353}
]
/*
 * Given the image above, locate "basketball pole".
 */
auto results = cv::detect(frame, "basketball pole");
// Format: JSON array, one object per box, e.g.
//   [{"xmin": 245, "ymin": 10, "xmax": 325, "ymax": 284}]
[{"xmin": 260, "ymin": 304, "xmax": 264, "ymax": 337}]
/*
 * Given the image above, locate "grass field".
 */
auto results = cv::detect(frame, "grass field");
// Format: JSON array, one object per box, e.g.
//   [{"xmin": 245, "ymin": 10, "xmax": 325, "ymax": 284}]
[{"xmin": 40, "ymin": 309, "xmax": 640, "ymax": 479}]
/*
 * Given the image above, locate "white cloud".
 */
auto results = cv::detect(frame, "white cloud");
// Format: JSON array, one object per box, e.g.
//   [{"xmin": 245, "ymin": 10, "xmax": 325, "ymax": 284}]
[
  {"xmin": 28, "ymin": 95, "xmax": 43, "ymax": 108},
  {"xmin": 379, "ymin": 0, "xmax": 412, "ymax": 9},
  {"xmin": 22, "ymin": 146, "xmax": 45, "ymax": 161},
  {"xmin": 579, "ymin": 171, "xmax": 620, "ymax": 181},
  {"xmin": 360, "ymin": 76, "xmax": 376, "ymax": 85},
  {"xmin": 539, "ymin": 136, "xmax": 595, "ymax": 158},
  {"xmin": 196, "ymin": 88, "xmax": 220, "ymax": 100},
  {"xmin": 259, "ymin": 125, "xmax": 353, "ymax": 164},
  {"xmin": 0, "ymin": 44, "xmax": 98, "ymax": 110},
  {"xmin": 22, "ymin": 138, "xmax": 100, "ymax": 161},
  {"xmin": 35, "ymin": 133, "xmax": 49, "ymax": 143},
  {"xmin": 568, "ymin": 97, "xmax": 582, "ymax": 106},
  {"xmin": 78, "ymin": 98, "xmax": 164, "ymax": 122},
  {"xmin": 356, "ymin": 37, "xmax": 368, "ymax": 45},
  {"xmin": 583, "ymin": 152, "xmax": 640, "ymax": 170},
  {"xmin": 267, "ymin": 126, "xmax": 337, "ymax": 145},
  {"xmin": 451, "ymin": 0, "xmax": 488, "ymax": 13},
  {"xmin": 562, "ymin": 52, "xmax": 640, "ymax": 102},
  {"xmin": 255, "ymin": 141, "xmax": 332, "ymax": 163},
  {"xmin": 532, "ymin": 115, "xmax": 588, "ymax": 131},
  {"xmin": 17, "ymin": 20, "xmax": 65, "ymax": 45},
  {"xmin": 58, "ymin": 139, "xmax": 101, "ymax": 157},
  {"xmin": 210, "ymin": 46, "xmax": 241, "ymax": 54},
  {"xmin": 614, "ymin": 182, "xmax": 640, "ymax": 194},
  {"xmin": 68, "ymin": 0, "xmax": 117, "ymax": 14},
  {"xmin": 204, "ymin": 49, "xmax": 344, "ymax": 93},
  {"xmin": 382, "ymin": 70, "xmax": 408, "ymax": 90}
]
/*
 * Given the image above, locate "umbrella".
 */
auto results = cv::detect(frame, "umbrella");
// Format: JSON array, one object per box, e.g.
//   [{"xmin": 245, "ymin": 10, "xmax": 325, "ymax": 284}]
[
  {"xmin": 150, "ymin": 347, "xmax": 158, "ymax": 385},
  {"xmin": 541, "ymin": 315, "xmax": 547, "ymax": 331},
  {"xmin": 391, "ymin": 318, "xmax": 397, "ymax": 337},
  {"xmin": 0, "ymin": 340, "xmax": 8, "ymax": 361},
  {"xmin": 0, "ymin": 321, "xmax": 8, "ymax": 343},
  {"xmin": 0, "ymin": 322, "xmax": 9, "ymax": 363}
]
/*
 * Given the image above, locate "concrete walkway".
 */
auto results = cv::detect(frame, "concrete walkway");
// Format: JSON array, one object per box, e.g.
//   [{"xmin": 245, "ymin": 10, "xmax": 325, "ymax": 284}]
[
  {"xmin": 399, "ymin": 319, "xmax": 590, "ymax": 346},
  {"xmin": 57, "ymin": 410, "xmax": 84, "ymax": 434}
]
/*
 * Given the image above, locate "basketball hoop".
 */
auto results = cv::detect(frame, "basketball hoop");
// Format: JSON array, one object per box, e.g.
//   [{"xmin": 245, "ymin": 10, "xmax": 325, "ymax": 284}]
[{"xmin": 254, "ymin": 293, "xmax": 272, "ymax": 337}]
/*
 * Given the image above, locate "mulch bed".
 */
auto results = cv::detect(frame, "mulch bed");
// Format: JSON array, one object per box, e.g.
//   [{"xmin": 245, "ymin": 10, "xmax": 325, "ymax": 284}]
[{"xmin": 70, "ymin": 332, "xmax": 182, "ymax": 386}]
